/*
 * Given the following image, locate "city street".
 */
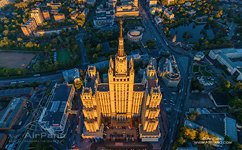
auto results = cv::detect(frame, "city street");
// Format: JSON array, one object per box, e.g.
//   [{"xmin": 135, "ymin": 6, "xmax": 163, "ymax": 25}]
[{"xmin": 139, "ymin": 1, "xmax": 193, "ymax": 149}]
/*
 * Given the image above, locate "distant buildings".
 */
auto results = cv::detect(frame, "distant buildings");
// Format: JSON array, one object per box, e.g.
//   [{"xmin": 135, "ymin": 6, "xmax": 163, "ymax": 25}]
[
  {"xmin": 46, "ymin": 2, "xmax": 62, "ymax": 10},
  {"xmin": 42, "ymin": 10, "xmax": 51, "ymax": 20},
  {"xmin": 21, "ymin": 8, "xmax": 44, "ymax": 36},
  {"xmin": 209, "ymin": 48, "xmax": 242, "ymax": 81},
  {"xmin": 30, "ymin": 8, "xmax": 44, "ymax": 26},
  {"xmin": 154, "ymin": 16, "xmax": 163, "ymax": 25},
  {"xmin": 53, "ymin": 13, "xmax": 65, "ymax": 22},
  {"xmin": 167, "ymin": 0, "xmax": 174, "ymax": 5},
  {"xmin": 21, "ymin": 18, "xmax": 38, "ymax": 36},
  {"xmin": 0, "ymin": 0, "xmax": 13, "ymax": 8},
  {"xmin": 127, "ymin": 29, "xmax": 143, "ymax": 42},
  {"xmin": 148, "ymin": 0, "xmax": 158, "ymax": 7},
  {"xmin": 159, "ymin": 55, "xmax": 181, "ymax": 87},
  {"xmin": 33, "ymin": 25, "xmax": 78, "ymax": 37},
  {"xmin": 0, "ymin": 98, "xmax": 26, "ymax": 130},
  {"xmin": 163, "ymin": 8, "xmax": 174, "ymax": 20},
  {"xmin": 86, "ymin": 0, "xmax": 96, "ymax": 6},
  {"xmin": 39, "ymin": 83, "xmax": 75, "ymax": 138},
  {"xmin": 115, "ymin": 0, "xmax": 139, "ymax": 17},
  {"xmin": 194, "ymin": 51, "xmax": 205, "ymax": 61},
  {"xmin": 70, "ymin": 11, "xmax": 78, "ymax": 20},
  {"xmin": 93, "ymin": 4, "xmax": 115, "ymax": 28}
]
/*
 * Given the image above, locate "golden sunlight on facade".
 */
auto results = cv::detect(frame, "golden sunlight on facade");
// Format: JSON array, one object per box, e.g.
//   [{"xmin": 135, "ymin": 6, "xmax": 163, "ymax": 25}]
[{"xmin": 81, "ymin": 20, "xmax": 162, "ymax": 141}]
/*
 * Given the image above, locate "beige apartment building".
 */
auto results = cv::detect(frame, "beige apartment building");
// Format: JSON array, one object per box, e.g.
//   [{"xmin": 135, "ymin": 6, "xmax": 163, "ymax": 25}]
[
  {"xmin": 30, "ymin": 8, "xmax": 44, "ymax": 26},
  {"xmin": 21, "ymin": 18, "xmax": 38, "ymax": 36}
]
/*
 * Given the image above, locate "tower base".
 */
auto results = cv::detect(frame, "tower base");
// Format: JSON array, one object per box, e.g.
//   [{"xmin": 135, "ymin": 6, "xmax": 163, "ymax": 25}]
[{"xmin": 82, "ymin": 124, "xmax": 104, "ymax": 139}]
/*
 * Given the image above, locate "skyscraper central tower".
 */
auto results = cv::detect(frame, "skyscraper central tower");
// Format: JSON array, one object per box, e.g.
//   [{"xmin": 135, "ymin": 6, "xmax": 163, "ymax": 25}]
[{"xmin": 81, "ymin": 20, "xmax": 162, "ymax": 142}]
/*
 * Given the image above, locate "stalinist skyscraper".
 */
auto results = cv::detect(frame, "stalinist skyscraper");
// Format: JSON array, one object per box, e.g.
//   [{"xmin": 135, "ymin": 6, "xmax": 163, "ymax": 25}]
[{"xmin": 81, "ymin": 20, "xmax": 162, "ymax": 142}]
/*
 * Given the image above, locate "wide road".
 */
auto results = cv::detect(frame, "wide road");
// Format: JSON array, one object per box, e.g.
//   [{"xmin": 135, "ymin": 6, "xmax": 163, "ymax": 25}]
[
  {"xmin": 76, "ymin": 29, "xmax": 89, "ymax": 68},
  {"xmin": 0, "ymin": 73, "xmax": 62, "ymax": 87},
  {"xmin": 139, "ymin": 2, "xmax": 193, "ymax": 150}
]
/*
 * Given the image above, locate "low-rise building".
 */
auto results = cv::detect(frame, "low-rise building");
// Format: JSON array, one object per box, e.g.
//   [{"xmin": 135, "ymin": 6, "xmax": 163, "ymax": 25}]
[
  {"xmin": 159, "ymin": 55, "xmax": 181, "ymax": 87},
  {"xmin": 21, "ymin": 18, "xmax": 38, "ymax": 36},
  {"xmin": 127, "ymin": 29, "xmax": 143, "ymax": 42},
  {"xmin": 0, "ymin": 98, "xmax": 26, "ymax": 130},
  {"xmin": 163, "ymin": 8, "xmax": 174, "ymax": 19},
  {"xmin": 93, "ymin": 5, "xmax": 115, "ymax": 28},
  {"xmin": 42, "ymin": 10, "xmax": 51, "ymax": 20},
  {"xmin": 0, "ymin": 0, "xmax": 11, "ymax": 8},
  {"xmin": 116, "ymin": 4, "xmax": 139, "ymax": 17},
  {"xmin": 54, "ymin": 13, "xmax": 65, "ymax": 22},
  {"xmin": 208, "ymin": 48, "xmax": 242, "ymax": 81},
  {"xmin": 115, "ymin": 0, "xmax": 139, "ymax": 18},
  {"xmin": 194, "ymin": 51, "xmax": 205, "ymax": 61},
  {"xmin": 70, "ymin": 11, "xmax": 78, "ymax": 20},
  {"xmin": 30, "ymin": 8, "xmax": 44, "ymax": 26},
  {"xmin": 86, "ymin": 0, "xmax": 96, "ymax": 6},
  {"xmin": 33, "ymin": 25, "xmax": 78, "ymax": 37},
  {"xmin": 47, "ymin": 2, "xmax": 62, "ymax": 10},
  {"xmin": 62, "ymin": 68, "xmax": 80, "ymax": 83},
  {"xmin": 148, "ymin": 0, "xmax": 157, "ymax": 7},
  {"xmin": 167, "ymin": 0, "xmax": 174, "ymax": 5},
  {"xmin": 38, "ymin": 83, "xmax": 75, "ymax": 138},
  {"xmin": 154, "ymin": 16, "xmax": 163, "ymax": 25}
]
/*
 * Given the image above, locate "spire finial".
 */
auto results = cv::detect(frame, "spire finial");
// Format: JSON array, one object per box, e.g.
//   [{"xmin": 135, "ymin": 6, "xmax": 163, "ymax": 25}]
[{"xmin": 118, "ymin": 19, "xmax": 125, "ymax": 57}]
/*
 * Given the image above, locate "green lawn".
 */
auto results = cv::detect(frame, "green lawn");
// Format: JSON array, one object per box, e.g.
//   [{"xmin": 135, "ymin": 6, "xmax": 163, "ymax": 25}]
[
  {"xmin": 193, "ymin": 65, "xmax": 199, "ymax": 72},
  {"xmin": 193, "ymin": 65, "xmax": 213, "ymax": 76},
  {"xmin": 200, "ymin": 66, "xmax": 212, "ymax": 77},
  {"xmin": 57, "ymin": 49, "xmax": 71, "ymax": 64}
]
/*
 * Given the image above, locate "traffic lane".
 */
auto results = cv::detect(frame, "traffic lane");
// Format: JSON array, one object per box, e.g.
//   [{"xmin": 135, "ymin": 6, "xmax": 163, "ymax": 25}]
[
  {"xmin": 0, "ymin": 87, "xmax": 32, "ymax": 97},
  {"xmin": 0, "ymin": 73, "xmax": 62, "ymax": 86}
]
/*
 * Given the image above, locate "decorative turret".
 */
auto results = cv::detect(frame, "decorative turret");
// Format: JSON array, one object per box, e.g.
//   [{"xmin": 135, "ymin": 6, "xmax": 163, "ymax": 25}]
[
  {"xmin": 109, "ymin": 56, "xmax": 114, "ymax": 69},
  {"xmin": 129, "ymin": 57, "xmax": 134, "ymax": 70}
]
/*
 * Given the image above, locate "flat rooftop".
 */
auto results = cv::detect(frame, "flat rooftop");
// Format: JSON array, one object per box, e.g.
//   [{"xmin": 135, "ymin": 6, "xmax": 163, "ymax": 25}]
[
  {"xmin": 0, "ymin": 98, "xmax": 25, "ymax": 129},
  {"xmin": 41, "ymin": 84, "xmax": 73, "ymax": 125}
]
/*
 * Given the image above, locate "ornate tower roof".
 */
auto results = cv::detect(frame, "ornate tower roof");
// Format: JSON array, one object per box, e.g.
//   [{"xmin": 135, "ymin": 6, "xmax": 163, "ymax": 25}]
[{"xmin": 118, "ymin": 20, "xmax": 125, "ymax": 57}]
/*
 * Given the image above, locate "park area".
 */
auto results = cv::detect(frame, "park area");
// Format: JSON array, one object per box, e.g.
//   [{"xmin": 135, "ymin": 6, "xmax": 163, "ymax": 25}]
[
  {"xmin": 57, "ymin": 49, "xmax": 71, "ymax": 64},
  {"xmin": 0, "ymin": 52, "xmax": 35, "ymax": 68},
  {"xmin": 193, "ymin": 65, "xmax": 213, "ymax": 77}
]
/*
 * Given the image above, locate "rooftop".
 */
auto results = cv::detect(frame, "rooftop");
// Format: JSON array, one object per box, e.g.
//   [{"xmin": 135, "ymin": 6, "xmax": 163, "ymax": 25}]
[
  {"xmin": 97, "ymin": 84, "xmax": 109, "ymax": 92},
  {"xmin": 134, "ymin": 84, "xmax": 145, "ymax": 91},
  {"xmin": 0, "ymin": 98, "xmax": 25, "ymax": 129},
  {"xmin": 41, "ymin": 84, "xmax": 73, "ymax": 125}
]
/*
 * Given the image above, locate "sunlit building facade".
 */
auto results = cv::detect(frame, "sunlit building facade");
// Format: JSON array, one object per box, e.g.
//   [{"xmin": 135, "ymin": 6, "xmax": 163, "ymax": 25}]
[{"xmin": 81, "ymin": 20, "xmax": 162, "ymax": 141}]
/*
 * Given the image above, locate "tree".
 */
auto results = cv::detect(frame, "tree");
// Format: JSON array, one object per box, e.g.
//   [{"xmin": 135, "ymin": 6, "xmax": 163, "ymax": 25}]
[
  {"xmin": 76, "ymin": 13, "xmax": 85, "ymax": 27},
  {"xmin": 177, "ymin": 137, "xmax": 186, "ymax": 145},
  {"xmin": 199, "ymin": 130, "xmax": 209, "ymax": 140},
  {"xmin": 96, "ymin": 43, "xmax": 102, "ymax": 51},
  {"xmin": 215, "ymin": 10, "xmax": 223, "ymax": 18},
  {"xmin": 184, "ymin": 127, "xmax": 197, "ymax": 140},
  {"xmin": 146, "ymin": 40, "xmax": 156, "ymax": 49}
]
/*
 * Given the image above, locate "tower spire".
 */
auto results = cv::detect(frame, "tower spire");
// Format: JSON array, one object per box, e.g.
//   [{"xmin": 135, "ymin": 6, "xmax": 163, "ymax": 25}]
[{"xmin": 118, "ymin": 19, "xmax": 125, "ymax": 57}]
